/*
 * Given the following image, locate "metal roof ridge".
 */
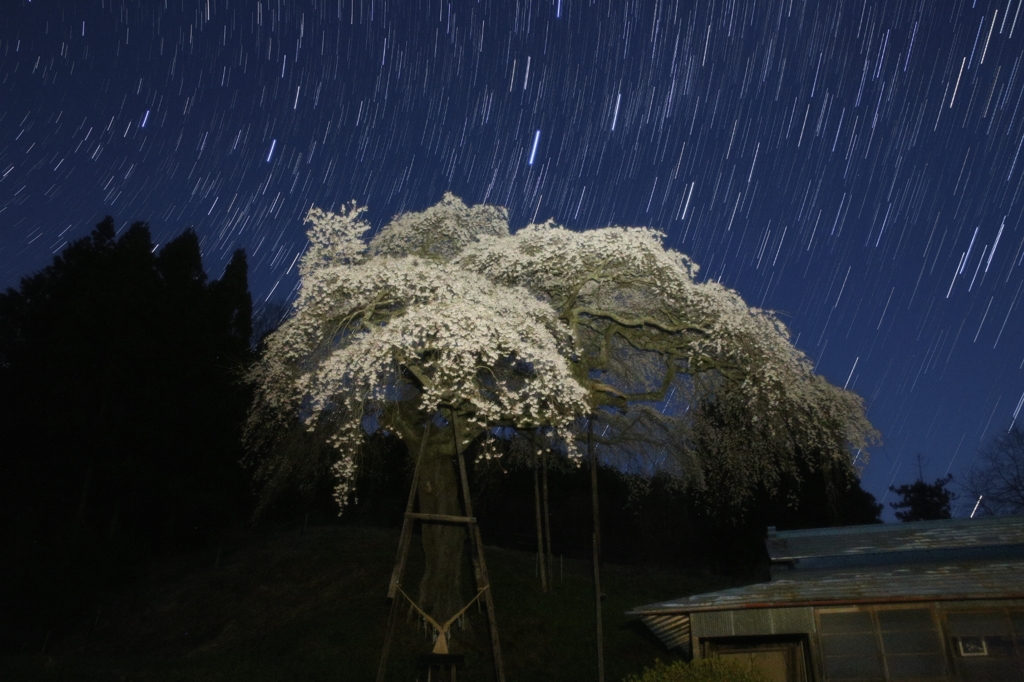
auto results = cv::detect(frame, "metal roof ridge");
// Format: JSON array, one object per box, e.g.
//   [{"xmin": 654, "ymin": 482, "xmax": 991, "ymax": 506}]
[{"xmin": 769, "ymin": 514, "xmax": 1022, "ymax": 540}]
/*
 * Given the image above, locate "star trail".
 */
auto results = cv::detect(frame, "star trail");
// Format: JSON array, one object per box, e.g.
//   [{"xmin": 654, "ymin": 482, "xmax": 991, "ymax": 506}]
[{"xmin": 3, "ymin": 0, "xmax": 1024, "ymax": 517}]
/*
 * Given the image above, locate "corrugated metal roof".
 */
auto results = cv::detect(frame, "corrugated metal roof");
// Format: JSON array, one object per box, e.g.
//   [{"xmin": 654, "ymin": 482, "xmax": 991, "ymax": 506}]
[
  {"xmin": 640, "ymin": 614, "xmax": 691, "ymax": 654},
  {"xmin": 627, "ymin": 559, "xmax": 1024, "ymax": 616},
  {"xmin": 767, "ymin": 515, "xmax": 1024, "ymax": 562},
  {"xmin": 690, "ymin": 606, "xmax": 815, "ymax": 638}
]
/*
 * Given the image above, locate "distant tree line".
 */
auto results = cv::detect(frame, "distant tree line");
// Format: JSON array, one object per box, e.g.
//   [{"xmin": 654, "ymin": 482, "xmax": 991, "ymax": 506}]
[
  {"xmin": 274, "ymin": 430, "xmax": 884, "ymax": 581},
  {"xmin": 0, "ymin": 217, "xmax": 253, "ymax": 653},
  {"xmin": 477, "ymin": 449, "xmax": 885, "ymax": 579}
]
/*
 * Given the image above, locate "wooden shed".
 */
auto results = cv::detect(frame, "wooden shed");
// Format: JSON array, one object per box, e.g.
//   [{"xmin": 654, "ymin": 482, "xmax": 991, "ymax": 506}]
[{"xmin": 628, "ymin": 515, "xmax": 1024, "ymax": 681}]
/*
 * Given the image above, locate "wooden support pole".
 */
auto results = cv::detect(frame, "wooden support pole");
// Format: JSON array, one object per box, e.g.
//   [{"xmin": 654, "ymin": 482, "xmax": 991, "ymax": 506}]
[
  {"xmin": 377, "ymin": 423, "xmax": 432, "ymax": 682},
  {"xmin": 542, "ymin": 447, "xmax": 553, "ymax": 588},
  {"xmin": 589, "ymin": 416, "xmax": 605, "ymax": 682},
  {"xmin": 405, "ymin": 512, "xmax": 476, "ymax": 523},
  {"xmin": 474, "ymin": 524, "xmax": 505, "ymax": 682},
  {"xmin": 450, "ymin": 409, "xmax": 505, "ymax": 682},
  {"xmin": 532, "ymin": 448, "xmax": 548, "ymax": 592},
  {"xmin": 387, "ymin": 423, "xmax": 433, "ymax": 599}
]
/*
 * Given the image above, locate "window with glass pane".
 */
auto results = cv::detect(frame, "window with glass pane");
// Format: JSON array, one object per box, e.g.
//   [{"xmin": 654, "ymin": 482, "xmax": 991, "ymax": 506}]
[{"xmin": 818, "ymin": 610, "xmax": 883, "ymax": 681}]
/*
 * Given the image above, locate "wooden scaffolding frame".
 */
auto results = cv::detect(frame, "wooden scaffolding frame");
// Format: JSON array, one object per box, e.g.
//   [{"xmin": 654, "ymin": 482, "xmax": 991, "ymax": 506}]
[{"xmin": 376, "ymin": 415, "xmax": 505, "ymax": 682}]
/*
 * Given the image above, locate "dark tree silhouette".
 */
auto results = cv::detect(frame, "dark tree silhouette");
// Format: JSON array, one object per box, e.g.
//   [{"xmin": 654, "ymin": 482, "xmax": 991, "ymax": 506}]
[
  {"xmin": 451, "ymin": 433, "xmax": 885, "ymax": 590},
  {"xmin": 889, "ymin": 474, "xmax": 957, "ymax": 522},
  {"xmin": 965, "ymin": 426, "xmax": 1024, "ymax": 516},
  {"xmin": 0, "ymin": 217, "xmax": 253, "ymax": 653}
]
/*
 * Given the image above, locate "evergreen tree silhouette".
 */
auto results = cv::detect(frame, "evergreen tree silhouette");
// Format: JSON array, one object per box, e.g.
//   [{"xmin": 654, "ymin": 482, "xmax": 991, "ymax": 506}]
[
  {"xmin": 889, "ymin": 473, "xmax": 957, "ymax": 522},
  {"xmin": 0, "ymin": 217, "xmax": 253, "ymax": 653}
]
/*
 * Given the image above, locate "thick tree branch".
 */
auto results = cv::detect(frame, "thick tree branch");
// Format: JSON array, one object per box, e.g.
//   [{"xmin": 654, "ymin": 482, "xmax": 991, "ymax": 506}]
[{"xmin": 570, "ymin": 305, "xmax": 711, "ymax": 337}]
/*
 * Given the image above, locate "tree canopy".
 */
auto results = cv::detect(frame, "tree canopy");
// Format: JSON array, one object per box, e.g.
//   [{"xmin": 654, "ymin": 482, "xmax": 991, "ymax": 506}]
[
  {"xmin": 454, "ymin": 215, "xmax": 877, "ymax": 509},
  {"xmin": 245, "ymin": 197, "xmax": 589, "ymax": 514},
  {"xmin": 244, "ymin": 193, "xmax": 878, "ymax": 622},
  {"xmin": 247, "ymin": 193, "xmax": 877, "ymax": 515}
]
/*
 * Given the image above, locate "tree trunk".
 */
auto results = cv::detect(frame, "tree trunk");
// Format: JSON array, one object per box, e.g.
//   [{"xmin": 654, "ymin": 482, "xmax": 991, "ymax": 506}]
[
  {"xmin": 416, "ymin": 436, "xmax": 466, "ymax": 622},
  {"xmin": 590, "ymin": 417, "xmax": 605, "ymax": 682},
  {"xmin": 391, "ymin": 404, "xmax": 485, "ymax": 623}
]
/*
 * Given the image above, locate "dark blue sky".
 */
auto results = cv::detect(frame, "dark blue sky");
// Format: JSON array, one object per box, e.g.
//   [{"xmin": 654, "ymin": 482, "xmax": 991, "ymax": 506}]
[{"xmin": 4, "ymin": 0, "xmax": 1023, "ymax": 519}]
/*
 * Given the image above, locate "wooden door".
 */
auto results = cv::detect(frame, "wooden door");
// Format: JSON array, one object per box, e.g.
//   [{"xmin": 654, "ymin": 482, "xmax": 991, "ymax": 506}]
[{"xmin": 704, "ymin": 636, "xmax": 810, "ymax": 682}]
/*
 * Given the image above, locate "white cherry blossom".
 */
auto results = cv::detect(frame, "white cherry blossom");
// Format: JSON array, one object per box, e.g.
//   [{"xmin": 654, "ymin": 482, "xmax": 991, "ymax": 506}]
[{"xmin": 247, "ymin": 194, "xmax": 876, "ymax": 514}]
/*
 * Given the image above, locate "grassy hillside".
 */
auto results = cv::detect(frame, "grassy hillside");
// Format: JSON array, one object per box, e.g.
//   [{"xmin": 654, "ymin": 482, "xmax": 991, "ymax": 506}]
[{"xmin": 1, "ymin": 523, "xmax": 739, "ymax": 681}]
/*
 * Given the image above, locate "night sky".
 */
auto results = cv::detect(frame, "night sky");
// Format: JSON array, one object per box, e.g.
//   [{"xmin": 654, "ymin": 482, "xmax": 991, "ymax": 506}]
[{"xmin": 4, "ymin": 0, "xmax": 1024, "ymax": 519}]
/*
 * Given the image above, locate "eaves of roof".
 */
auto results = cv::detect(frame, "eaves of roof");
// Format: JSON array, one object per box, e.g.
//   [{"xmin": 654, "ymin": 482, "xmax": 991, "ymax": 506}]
[{"xmin": 627, "ymin": 559, "xmax": 1024, "ymax": 617}]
